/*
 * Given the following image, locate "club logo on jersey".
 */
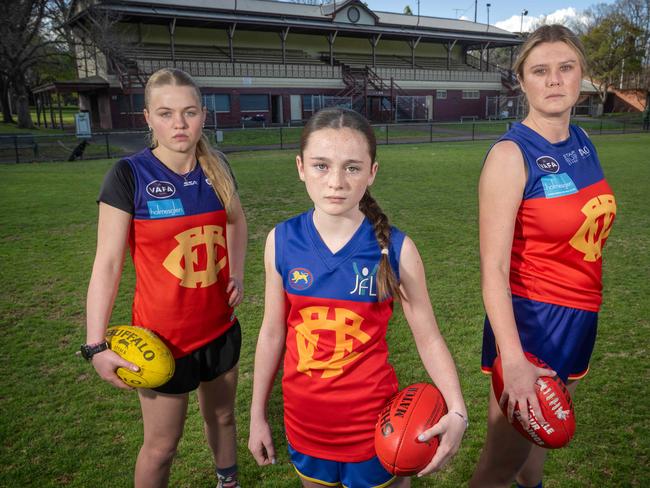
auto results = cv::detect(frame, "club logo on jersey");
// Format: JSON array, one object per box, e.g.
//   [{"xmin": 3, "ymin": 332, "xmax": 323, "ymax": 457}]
[
  {"xmin": 146, "ymin": 180, "xmax": 176, "ymax": 199},
  {"xmin": 163, "ymin": 225, "xmax": 227, "ymax": 287},
  {"xmin": 295, "ymin": 306, "xmax": 370, "ymax": 378},
  {"xmin": 563, "ymin": 150, "xmax": 578, "ymax": 165},
  {"xmin": 536, "ymin": 156, "xmax": 560, "ymax": 173},
  {"xmin": 349, "ymin": 262, "xmax": 378, "ymax": 297},
  {"xmin": 569, "ymin": 194, "xmax": 616, "ymax": 262},
  {"xmin": 288, "ymin": 267, "xmax": 313, "ymax": 290}
]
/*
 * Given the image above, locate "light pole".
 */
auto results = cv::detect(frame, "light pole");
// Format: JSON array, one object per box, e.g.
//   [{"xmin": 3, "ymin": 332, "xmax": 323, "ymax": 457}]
[
  {"xmin": 520, "ymin": 9, "xmax": 528, "ymax": 34},
  {"xmin": 486, "ymin": 3, "xmax": 491, "ymax": 30}
]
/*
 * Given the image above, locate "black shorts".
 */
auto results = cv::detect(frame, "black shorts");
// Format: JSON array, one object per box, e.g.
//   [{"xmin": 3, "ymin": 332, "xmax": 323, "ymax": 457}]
[{"xmin": 154, "ymin": 321, "xmax": 241, "ymax": 395}]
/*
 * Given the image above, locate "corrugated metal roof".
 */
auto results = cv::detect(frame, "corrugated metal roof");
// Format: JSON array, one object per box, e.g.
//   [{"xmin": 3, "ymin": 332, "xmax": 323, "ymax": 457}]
[
  {"xmin": 376, "ymin": 11, "xmax": 513, "ymax": 36},
  {"xmin": 107, "ymin": 0, "xmax": 519, "ymax": 41}
]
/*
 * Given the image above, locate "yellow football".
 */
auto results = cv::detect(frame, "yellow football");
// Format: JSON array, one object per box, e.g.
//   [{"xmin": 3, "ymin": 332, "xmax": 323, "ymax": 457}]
[{"xmin": 105, "ymin": 325, "xmax": 175, "ymax": 388}]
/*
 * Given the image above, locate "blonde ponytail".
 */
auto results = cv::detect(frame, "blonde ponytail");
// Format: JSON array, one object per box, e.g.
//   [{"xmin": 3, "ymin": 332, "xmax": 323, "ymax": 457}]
[{"xmin": 196, "ymin": 134, "xmax": 236, "ymax": 213}]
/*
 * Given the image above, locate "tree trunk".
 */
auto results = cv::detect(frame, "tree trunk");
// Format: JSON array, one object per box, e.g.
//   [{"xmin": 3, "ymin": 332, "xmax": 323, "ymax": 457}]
[
  {"xmin": 0, "ymin": 76, "xmax": 14, "ymax": 124},
  {"xmin": 14, "ymin": 83, "xmax": 34, "ymax": 129}
]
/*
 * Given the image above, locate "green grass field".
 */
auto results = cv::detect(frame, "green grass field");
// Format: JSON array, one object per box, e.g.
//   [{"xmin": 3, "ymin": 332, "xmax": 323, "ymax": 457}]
[{"xmin": 0, "ymin": 134, "xmax": 648, "ymax": 487}]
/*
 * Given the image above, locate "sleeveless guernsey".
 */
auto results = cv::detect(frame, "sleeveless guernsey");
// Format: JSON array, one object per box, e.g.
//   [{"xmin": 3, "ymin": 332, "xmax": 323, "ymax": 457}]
[
  {"xmin": 275, "ymin": 209, "xmax": 405, "ymax": 462},
  {"xmin": 499, "ymin": 123, "xmax": 616, "ymax": 312},
  {"xmin": 110, "ymin": 148, "xmax": 235, "ymax": 357}
]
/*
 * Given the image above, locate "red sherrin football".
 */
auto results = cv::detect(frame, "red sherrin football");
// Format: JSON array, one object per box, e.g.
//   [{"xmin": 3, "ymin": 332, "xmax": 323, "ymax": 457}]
[
  {"xmin": 374, "ymin": 383, "xmax": 447, "ymax": 476},
  {"xmin": 492, "ymin": 352, "xmax": 576, "ymax": 449}
]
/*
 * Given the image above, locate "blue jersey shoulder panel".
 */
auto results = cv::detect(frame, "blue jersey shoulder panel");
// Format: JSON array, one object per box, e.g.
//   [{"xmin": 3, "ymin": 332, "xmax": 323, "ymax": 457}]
[
  {"xmin": 123, "ymin": 148, "xmax": 224, "ymax": 220},
  {"xmin": 497, "ymin": 123, "xmax": 604, "ymax": 200},
  {"xmin": 275, "ymin": 209, "xmax": 405, "ymax": 302}
]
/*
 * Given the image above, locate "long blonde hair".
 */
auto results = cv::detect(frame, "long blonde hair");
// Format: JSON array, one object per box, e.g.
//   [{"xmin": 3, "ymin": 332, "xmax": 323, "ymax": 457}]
[
  {"xmin": 144, "ymin": 68, "xmax": 236, "ymax": 212},
  {"xmin": 300, "ymin": 108, "xmax": 403, "ymax": 302}
]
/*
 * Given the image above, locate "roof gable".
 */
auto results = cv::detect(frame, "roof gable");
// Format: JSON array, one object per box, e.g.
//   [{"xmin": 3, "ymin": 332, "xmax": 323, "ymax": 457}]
[{"xmin": 322, "ymin": 0, "xmax": 379, "ymax": 24}]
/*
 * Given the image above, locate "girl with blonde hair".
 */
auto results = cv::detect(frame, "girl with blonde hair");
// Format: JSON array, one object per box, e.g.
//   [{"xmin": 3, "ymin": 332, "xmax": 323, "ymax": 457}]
[{"xmin": 83, "ymin": 68, "xmax": 247, "ymax": 488}]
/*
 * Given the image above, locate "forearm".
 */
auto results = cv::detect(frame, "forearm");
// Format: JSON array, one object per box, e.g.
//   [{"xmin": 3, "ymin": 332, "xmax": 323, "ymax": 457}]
[
  {"xmin": 250, "ymin": 324, "xmax": 285, "ymax": 421},
  {"xmin": 86, "ymin": 259, "xmax": 123, "ymax": 343},
  {"xmin": 416, "ymin": 333, "xmax": 466, "ymax": 415},
  {"xmin": 227, "ymin": 220, "xmax": 247, "ymax": 281},
  {"xmin": 481, "ymin": 264, "xmax": 525, "ymax": 363},
  {"xmin": 227, "ymin": 198, "xmax": 248, "ymax": 282}
]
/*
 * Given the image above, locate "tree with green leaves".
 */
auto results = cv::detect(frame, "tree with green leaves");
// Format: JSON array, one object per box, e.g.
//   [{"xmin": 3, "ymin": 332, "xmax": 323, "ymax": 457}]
[
  {"xmin": 404, "ymin": 5, "xmax": 413, "ymax": 15},
  {"xmin": 581, "ymin": 8, "xmax": 644, "ymax": 106}
]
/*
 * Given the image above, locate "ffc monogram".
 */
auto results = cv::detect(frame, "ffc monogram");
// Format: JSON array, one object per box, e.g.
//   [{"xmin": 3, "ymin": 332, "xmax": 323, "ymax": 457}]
[
  {"xmin": 295, "ymin": 306, "xmax": 370, "ymax": 378},
  {"xmin": 163, "ymin": 225, "xmax": 227, "ymax": 287},
  {"xmin": 569, "ymin": 194, "xmax": 616, "ymax": 262}
]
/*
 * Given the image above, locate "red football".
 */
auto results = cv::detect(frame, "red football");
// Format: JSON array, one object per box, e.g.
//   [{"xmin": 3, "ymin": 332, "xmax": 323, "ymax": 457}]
[
  {"xmin": 492, "ymin": 352, "xmax": 576, "ymax": 449},
  {"xmin": 374, "ymin": 383, "xmax": 447, "ymax": 476}
]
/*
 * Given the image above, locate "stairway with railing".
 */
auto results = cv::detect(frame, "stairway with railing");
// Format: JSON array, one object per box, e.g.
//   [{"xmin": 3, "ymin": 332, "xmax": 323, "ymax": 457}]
[{"xmin": 336, "ymin": 63, "xmax": 410, "ymax": 121}]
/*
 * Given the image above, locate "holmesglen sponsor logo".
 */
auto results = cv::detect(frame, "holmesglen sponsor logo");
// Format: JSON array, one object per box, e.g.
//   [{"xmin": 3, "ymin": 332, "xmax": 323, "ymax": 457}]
[
  {"xmin": 147, "ymin": 199, "xmax": 185, "ymax": 219},
  {"xmin": 146, "ymin": 180, "xmax": 176, "ymax": 199},
  {"xmin": 541, "ymin": 173, "xmax": 578, "ymax": 199},
  {"xmin": 536, "ymin": 156, "xmax": 560, "ymax": 173}
]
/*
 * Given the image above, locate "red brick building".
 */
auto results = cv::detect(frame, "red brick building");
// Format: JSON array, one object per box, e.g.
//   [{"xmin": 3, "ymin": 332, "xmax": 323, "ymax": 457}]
[{"xmin": 64, "ymin": 0, "xmax": 522, "ymax": 129}]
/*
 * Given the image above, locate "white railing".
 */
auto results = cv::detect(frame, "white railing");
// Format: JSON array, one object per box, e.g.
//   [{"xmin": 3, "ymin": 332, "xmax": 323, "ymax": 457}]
[
  {"xmin": 374, "ymin": 67, "xmax": 501, "ymax": 82},
  {"xmin": 136, "ymin": 59, "xmax": 342, "ymax": 79}
]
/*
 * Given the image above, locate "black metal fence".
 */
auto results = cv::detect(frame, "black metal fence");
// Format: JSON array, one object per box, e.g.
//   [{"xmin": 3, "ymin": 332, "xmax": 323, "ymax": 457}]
[{"xmin": 1, "ymin": 118, "xmax": 645, "ymax": 164}]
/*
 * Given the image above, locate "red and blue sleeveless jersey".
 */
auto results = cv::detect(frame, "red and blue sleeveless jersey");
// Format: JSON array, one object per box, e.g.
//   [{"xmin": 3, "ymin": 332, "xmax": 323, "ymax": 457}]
[
  {"xmin": 121, "ymin": 148, "xmax": 235, "ymax": 358},
  {"xmin": 500, "ymin": 123, "xmax": 616, "ymax": 312},
  {"xmin": 275, "ymin": 209, "xmax": 406, "ymax": 462}
]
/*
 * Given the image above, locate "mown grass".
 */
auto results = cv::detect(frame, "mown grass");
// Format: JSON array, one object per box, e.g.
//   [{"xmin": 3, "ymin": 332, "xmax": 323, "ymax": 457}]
[{"xmin": 0, "ymin": 134, "xmax": 648, "ymax": 487}]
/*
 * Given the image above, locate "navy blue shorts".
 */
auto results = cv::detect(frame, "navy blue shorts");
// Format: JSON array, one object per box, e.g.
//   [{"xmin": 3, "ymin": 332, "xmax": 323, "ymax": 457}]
[
  {"xmin": 154, "ymin": 321, "xmax": 241, "ymax": 395},
  {"xmin": 288, "ymin": 443, "xmax": 396, "ymax": 488},
  {"xmin": 481, "ymin": 296, "xmax": 598, "ymax": 382}
]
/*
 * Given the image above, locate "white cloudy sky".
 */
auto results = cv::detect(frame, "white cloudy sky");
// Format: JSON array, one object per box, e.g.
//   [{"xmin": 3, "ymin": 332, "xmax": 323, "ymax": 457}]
[{"xmin": 361, "ymin": 1, "xmax": 616, "ymax": 32}]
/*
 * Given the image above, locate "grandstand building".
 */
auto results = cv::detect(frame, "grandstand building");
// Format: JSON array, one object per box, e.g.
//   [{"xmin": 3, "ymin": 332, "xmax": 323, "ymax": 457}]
[{"xmin": 64, "ymin": 0, "xmax": 522, "ymax": 129}]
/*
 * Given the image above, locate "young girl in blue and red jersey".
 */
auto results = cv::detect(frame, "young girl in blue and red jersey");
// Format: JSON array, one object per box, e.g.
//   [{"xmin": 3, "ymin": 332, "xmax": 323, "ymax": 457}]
[
  {"xmin": 248, "ymin": 108, "xmax": 467, "ymax": 487},
  {"xmin": 470, "ymin": 25, "xmax": 616, "ymax": 488},
  {"xmin": 84, "ymin": 68, "xmax": 247, "ymax": 488}
]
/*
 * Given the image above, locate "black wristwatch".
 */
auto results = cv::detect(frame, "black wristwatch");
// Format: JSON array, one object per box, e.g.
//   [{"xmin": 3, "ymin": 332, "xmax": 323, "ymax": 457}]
[{"xmin": 80, "ymin": 341, "xmax": 109, "ymax": 360}]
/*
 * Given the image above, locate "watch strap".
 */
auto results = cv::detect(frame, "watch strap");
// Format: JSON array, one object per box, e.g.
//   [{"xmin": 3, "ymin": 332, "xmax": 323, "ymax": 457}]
[{"xmin": 80, "ymin": 341, "xmax": 109, "ymax": 360}]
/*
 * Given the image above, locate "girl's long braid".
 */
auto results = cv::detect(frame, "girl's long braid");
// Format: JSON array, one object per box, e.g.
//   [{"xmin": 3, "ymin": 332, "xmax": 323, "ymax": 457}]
[{"xmin": 359, "ymin": 190, "xmax": 403, "ymax": 301}]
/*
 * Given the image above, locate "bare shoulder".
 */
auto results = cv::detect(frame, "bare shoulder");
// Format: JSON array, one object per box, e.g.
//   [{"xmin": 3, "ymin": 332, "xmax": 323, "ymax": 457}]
[
  {"xmin": 265, "ymin": 228, "xmax": 276, "ymax": 250},
  {"xmin": 485, "ymin": 140, "xmax": 524, "ymax": 166},
  {"xmin": 481, "ymin": 140, "xmax": 526, "ymax": 188}
]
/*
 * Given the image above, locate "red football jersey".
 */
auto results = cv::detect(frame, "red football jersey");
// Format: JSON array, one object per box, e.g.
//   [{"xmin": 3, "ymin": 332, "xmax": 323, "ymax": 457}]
[
  {"xmin": 505, "ymin": 124, "xmax": 616, "ymax": 312},
  {"xmin": 108, "ymin": 149, "xmax": 235, "ymax": 357},
  {"xmin": 276, "ymin": 211, "xmax": 405, "ymax": 462}
]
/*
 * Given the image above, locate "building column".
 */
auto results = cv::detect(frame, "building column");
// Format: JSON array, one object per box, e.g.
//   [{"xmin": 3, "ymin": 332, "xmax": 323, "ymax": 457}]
[
  {"xmin": 369, "ymin": 34, "xmax": 381, "ymax": 69},
  {"xmin": 168, "ymin": 18, "xmax": 177, "ymax": 68},
  {"xmin": 327, "ymin": 31, "xmax": 338, "ymax": 66},
  {"xmin": 57, "ymin": 93, "xmax": 63, "ymax": 130},
  {"xmin": 228, "ymin": 23, "xmax": 237, "ymax": 76},
  {"xmin": 408, "ymin": 36, "xmax": 421, "ymax": 70},
  {"xmin": 445, "ymin": 40, "xmax": 457, "ymax": 70}
]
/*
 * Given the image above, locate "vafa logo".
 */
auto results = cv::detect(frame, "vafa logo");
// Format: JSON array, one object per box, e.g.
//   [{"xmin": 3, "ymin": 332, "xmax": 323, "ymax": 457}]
[
  {"xmin": 536, "ymin": 156, "xmax": 560, "ymax": 173},
  {"xmin": 146, "ymin": 180, "xmax": 176, "ymax": 198}
]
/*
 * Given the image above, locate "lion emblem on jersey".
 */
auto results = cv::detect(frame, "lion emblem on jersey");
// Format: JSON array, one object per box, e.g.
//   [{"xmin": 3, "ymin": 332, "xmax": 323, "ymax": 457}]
[{"xmin": 288, "ymin": 267, "xmax": 314, "ymax": 290}]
